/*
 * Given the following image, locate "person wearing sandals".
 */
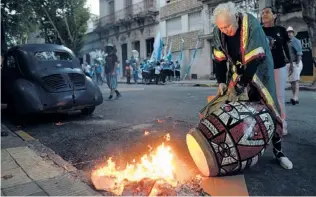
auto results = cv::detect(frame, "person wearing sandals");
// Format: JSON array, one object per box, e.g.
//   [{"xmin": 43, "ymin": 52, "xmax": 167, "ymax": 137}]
[{"xmin": 287, "ymin": 26, "xmax": 303, "ymax": 105}]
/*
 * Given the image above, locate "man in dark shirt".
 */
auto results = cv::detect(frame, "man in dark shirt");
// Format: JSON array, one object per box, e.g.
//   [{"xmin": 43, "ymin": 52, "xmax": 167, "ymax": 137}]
[
  {"xmin": 105, "ymin": 44, "xmax": 121, "ymax": 100},
  {"xmin": 201, "ymin": 2, "xmax": 292, "ymax": 170},
  {"xmin": 262, "ymin": 7, "xmax": 293, "ymax": 136}
]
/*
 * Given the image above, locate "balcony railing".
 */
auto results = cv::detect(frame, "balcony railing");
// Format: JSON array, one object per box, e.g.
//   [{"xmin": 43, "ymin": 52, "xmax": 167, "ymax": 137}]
[{"xmin": 96, "ymin": 0, "xmax": 157, "ymax": 28}]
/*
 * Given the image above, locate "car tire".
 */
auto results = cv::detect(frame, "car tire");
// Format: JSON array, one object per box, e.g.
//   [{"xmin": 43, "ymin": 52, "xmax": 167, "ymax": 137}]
[{"xmin": 81, "ymin": 107, "xmax": 96, "ymax": 115}]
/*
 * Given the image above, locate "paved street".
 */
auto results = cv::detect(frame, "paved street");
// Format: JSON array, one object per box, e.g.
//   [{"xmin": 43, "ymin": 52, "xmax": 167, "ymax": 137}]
[{"xmin": 2, "ymin": 84, "xmax": 316, "ymax": 196}]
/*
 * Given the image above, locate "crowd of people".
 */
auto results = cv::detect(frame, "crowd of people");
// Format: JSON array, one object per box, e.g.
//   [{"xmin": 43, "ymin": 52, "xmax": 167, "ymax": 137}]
[
  {"xmin": 125, "ymin": 55, "xmax": 181, "ymax": 85},
  {"xmin": 82, "ymin": 49, "xmax": 182, "ymax": 86}
]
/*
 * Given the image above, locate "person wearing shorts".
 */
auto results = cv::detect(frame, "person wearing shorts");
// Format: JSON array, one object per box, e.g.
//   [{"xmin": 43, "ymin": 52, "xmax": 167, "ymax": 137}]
[{"xmin": 287, "ymin": 26, "xmax": 303, "ymax": 105}]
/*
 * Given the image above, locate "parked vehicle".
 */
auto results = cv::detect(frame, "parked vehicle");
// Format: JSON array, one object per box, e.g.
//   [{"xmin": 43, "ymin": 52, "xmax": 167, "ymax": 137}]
[{"xmin": 1, "ymin": 44, "xmax": 103, "ymax": 120}]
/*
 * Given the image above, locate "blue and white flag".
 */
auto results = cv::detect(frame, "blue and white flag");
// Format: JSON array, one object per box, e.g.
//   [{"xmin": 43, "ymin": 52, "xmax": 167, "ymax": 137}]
[
  {"xmin": 183, "ymin": 39, "xmax": 199, "ymax": 80},
  {"xmin": 150, "ymin": 32, "xmax": 164, "ymax": 62},
  {"xmin": 167, "ymin": 40, "xmax": 173, "ymax": 62},
  {"xmin": 179, "ymin": 39, "xmax": 184, "ymax": 63}
]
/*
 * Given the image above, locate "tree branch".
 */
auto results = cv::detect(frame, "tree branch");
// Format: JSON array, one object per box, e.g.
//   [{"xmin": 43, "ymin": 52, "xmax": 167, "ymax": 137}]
[
  {"xmin": 64, "ymin": 15, "xmax": 74, "ymax": 42},
  {"xmin": 40, "ymin": 5, "xmax": 66, "ymax": 45}
]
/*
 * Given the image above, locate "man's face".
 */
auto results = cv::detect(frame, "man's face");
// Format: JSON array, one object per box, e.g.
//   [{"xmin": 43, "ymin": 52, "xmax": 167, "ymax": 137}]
[
  {"xmin": 215, "ymin": 13, "xmax": 238, "ymax": 36},
  {"xmin": 261, "ymin": 8, "xmax": 275, "ymax": 24},
  {"xmin": 288, "ymin": 31, "xmax": 294, "ymax": 39}
]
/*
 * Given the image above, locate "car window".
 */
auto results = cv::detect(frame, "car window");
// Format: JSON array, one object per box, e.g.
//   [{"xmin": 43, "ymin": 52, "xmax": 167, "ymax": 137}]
[{"xmin": 34, "ymin": 51, "xmax": 72, "ymax": 61}]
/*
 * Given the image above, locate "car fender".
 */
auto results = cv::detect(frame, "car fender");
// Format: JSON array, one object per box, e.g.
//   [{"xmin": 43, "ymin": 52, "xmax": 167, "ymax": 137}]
[
  {"xmin": 11, "ymin": 79, "xmax": 43, "ymax": 114},
  {"xmin": 85, "ymin": 76, "xmax": 103, "ymax": 105}
]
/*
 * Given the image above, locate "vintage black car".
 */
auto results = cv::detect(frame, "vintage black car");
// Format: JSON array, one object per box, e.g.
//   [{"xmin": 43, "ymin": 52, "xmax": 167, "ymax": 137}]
[{"xmin": 1, "ymin": 44, "xmax": 103, "ymax": 118}]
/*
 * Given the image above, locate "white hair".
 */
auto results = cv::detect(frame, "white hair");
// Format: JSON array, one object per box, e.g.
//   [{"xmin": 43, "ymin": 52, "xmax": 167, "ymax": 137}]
[{"xmin": 212, "ymin": 1, "xmax": 239, "ymax": 24}]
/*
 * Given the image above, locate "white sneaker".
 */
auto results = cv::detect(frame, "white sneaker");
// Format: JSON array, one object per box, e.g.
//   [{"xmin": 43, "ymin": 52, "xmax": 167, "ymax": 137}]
[{"xmin": 277, "ymin": 157, "xmax": 293, "ymax": 169}]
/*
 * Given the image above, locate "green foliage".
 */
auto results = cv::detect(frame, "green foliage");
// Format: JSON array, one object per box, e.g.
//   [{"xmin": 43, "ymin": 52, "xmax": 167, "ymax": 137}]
[{"xmin": 1, "ymin": 0, "xmax": 90, "ymax": 54}]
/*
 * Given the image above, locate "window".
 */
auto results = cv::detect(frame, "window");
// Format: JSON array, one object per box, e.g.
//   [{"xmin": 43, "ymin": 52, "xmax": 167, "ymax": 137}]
[
  {"xmin": 189, "ymin": 11, "xmax": 202, "ymax": 31},
  {"xmin": 166, "ymin": 17, "xmax": 182, "ymax": 36},
  {"xmin": 109, "ymin": 1, "xmax": 115, "ymax": 15},
  {"xmin": 34, "ymin": 51, "xmax": 73, "ymax": 61}
]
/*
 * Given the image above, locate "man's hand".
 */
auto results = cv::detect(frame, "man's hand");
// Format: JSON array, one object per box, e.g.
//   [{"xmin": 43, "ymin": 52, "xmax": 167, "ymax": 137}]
[
  {"xmin": 227, "ymin": 84, "xmax": 249, "ymax": 102},
  {"xmin": 217, "ymin": 83, "xmax": 227, "ymax": 96}
]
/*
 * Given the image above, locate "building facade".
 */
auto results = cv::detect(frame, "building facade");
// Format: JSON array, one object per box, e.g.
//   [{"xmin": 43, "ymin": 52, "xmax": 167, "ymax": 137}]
[{"xmin": 159, "ymin": 0, "xmax": 210, "ymax": 79}]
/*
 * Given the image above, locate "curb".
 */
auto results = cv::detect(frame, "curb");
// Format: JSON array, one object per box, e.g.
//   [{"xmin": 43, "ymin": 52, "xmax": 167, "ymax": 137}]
[{"xmin": 2, "ymin": 124, "xmax": 101, "ymax": 196}]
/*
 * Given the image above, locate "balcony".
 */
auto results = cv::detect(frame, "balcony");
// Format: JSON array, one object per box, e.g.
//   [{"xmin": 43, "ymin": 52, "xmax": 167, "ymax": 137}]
[
  {"xmin": 95, "ymin": 0, "xmax": 158, "ymax": 30},
  {"xmin": 275, "ymin": 0, "xmax": 302, "ymax": 14}
]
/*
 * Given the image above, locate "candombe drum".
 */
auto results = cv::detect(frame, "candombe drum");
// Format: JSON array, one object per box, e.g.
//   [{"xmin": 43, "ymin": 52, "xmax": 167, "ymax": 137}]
[{"xmin": 187, "ymin": 101, "xmax": 276, "ymax": 177}]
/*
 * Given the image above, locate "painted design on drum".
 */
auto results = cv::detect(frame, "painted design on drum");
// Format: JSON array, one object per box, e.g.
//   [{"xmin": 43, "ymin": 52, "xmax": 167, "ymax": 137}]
[
  {"xmin": 198, "ymin": 121, "xmax": 214, "ymax": 139},
  {"xmin": 200, "ymin": 119, "xmax": 219, "ymax": 136},
  {"xmin": 206, "ymin": 102, "xmax": 276, "ymax": 176}
]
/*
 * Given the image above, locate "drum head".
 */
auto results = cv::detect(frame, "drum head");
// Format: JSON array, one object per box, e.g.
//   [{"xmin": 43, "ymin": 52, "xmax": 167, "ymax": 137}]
[{"xmin": 186, "ymin": 129, "xmax": 219, "ymax": 177}]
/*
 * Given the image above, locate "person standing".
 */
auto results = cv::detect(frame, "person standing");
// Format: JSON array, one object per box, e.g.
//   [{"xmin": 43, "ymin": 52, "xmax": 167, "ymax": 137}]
[
  {"xmin": 286, "ymin": 26, "xmax": 303, "ymax": 105},
  {"xmin": 261, "ymin": 7, "xmax": 293, "ymax": 135},
  {"xmin": 105, "ymin": 44, "xmax": 121, "ymax": 100}
]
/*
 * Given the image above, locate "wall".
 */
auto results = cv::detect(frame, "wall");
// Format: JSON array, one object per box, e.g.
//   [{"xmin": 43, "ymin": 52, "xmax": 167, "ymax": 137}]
[
  {"xmin": 160, "ymin": 0, "xmax": 203, "ymax": 20},
  {"xmin": 99, "ymin": 0, "xmax": 108, "ymax": 18}
]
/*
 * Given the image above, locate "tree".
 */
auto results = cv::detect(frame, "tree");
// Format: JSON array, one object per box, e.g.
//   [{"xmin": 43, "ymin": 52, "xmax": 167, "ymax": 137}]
[
  {"xmin": 1, "ymin": 0, "xmax": 37, "ymax": 46},
  {"xmin": 1, "ymin": 0, "xmax": 90, "ymax": 55},
  {"xmin": 300, "ymin": 0, "xmax": 316, "ymax": 86},
  {"xmin": 29, "ymin": 0, "xmax": 90, "ymax": 55}
]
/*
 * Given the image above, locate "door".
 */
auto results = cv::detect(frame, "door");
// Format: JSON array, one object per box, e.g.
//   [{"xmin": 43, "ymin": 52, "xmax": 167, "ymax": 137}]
[
  {"xmin": 296, "ymin": 31, "xmax": 313, "ymax": 76},
  {"xmin": 146, "ymin": 38, "xmax": 154, "ymax": 59},
  {"xmin": 132, "ymin": 41, "xmax": 140, "ymax": 55},
  {"xmin": 121, "ymin": 43, "xmax": 128, "ymax": 76}
]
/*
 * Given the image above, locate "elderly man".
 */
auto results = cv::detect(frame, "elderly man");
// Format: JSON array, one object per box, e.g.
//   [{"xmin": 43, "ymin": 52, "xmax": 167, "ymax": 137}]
[{"xmin": 201, "ymin": 2, "xmax": 292, "ymax": 169}]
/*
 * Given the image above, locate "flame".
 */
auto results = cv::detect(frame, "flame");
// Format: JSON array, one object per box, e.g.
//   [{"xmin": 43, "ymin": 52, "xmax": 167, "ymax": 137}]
[
  {"xmin": 92, "ymin": 134, "xmax": 177, "ymax": 193},
  {"xmin": 144, "ymin": 130, "xmax": 150, "ymax": 136},
  {"xmin": 157, "ymin": 119, "xmax": 164, "ymax": 123}
]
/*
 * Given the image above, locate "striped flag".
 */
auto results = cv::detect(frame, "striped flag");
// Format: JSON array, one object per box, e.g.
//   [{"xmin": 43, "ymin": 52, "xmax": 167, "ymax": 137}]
[
  {"xmin": 183, "ymin": 39, "xmax": 199, "ymax": 80},
  {"xmin": 167, "ymin": 40, "xmax": 173, "ymax": 62}
]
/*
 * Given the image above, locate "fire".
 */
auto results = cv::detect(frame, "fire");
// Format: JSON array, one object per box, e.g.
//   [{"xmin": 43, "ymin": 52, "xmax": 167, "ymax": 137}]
[
  {"xmin": 144, "ymin": 130, "xmax": 150, "ymax": 136},
  {"xmin": 157, "ymin": 119, "xmax": 164, "ymax": 123},
  {"xmin": 91, "ymin": 134, "xmax": 177, "ymax": 194}
]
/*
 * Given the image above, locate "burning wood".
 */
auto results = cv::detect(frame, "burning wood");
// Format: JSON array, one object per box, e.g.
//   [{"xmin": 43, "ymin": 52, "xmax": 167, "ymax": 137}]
[
  {"xmin": 91, "ymin": 134, "xmax": 209, "ymax": 196},
  {"xmin": 144, "ymin": 130, "xmax": 150, "ymax": 136}
]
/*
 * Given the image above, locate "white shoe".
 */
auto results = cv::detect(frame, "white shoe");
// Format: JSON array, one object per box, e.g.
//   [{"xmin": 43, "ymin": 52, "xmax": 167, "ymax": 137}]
[{"xmin": 277, "ymin": 157, "xmax": 293, "ymax": 169}]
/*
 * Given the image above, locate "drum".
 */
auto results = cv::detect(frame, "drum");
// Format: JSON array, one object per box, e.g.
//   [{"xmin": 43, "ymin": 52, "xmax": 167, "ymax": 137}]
[{"xmin": 187, "ymin": 101, "xmax": 277, "ymax": 177}]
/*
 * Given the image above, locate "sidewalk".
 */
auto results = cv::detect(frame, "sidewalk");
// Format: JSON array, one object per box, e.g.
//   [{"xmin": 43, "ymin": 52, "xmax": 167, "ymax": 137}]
[{"xmin": 1, "ymin": 124, "xmax": 100, "ymax": 196}]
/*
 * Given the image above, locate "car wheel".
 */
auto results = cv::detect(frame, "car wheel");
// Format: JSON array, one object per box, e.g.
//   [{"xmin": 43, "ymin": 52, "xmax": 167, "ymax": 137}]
[{"xmin": 81, "ymin": 107, "xmax": 96, "ymax": 115}]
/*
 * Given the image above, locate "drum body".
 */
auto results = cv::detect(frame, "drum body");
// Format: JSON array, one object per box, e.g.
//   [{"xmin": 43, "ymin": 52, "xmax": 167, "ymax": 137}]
[{"xmin": 187, "ymin": 101, "xmax": 276, "ymax": 177}]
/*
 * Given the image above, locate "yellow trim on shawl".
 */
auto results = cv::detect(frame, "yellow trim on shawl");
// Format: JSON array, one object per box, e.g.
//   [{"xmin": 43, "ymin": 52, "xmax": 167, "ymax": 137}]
[
  {"xmin": 253, "ymin": 74, "xmax": 281, "ymax": 120},
  {"xmin": 245, "ymin": 47, "xmax": 265, "ymax": 64},
  {"xmin": 213, "ymin": 48, "xmax": 226, "ymax": 61},
  {"xmin": 241, "ymin": 13, "xmax": 249, "ymax": 64}
]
